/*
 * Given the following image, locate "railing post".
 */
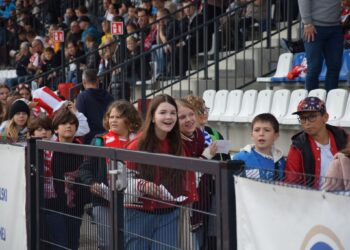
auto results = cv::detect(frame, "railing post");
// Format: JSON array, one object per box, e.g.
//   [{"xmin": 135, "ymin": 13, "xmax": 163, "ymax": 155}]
[
  {"xmin": 35, "ymin": 141, "xmax": 44, "ymax": 250},
  {"xmin": 27, "ymin": 138, "xmax": 38, "ymax": 250},
  {"xmin": 266, "ymin": 0, "xmax": 272, "ymax": 48},
  {"xmin": 214, "ymin": 17, "xmax": 219, "ymax": 91},
  {"xmin": 202, "ymin": 0, "xmax": 209, "ymax": 80},
  {"xmin": 287, "ymin": 0, "xmax": 292, "ymax": 42},
  {"xmin": 61, "ymin": 42, "xmax": 66, "ymax": 83},
  {"xmin": 220, "ymin": 160, "xmax": 244, "ymax": 250},
  {"xmin": 140, "ymin": 30, "xmax": 147, "ymax": 116},
  {"xmin": 109, "ymin": 160, "xmax": 124, "ymax": 250},
  {"xmin": 118, "ymin": 25, "xmax": 127, "ymax": 100}
]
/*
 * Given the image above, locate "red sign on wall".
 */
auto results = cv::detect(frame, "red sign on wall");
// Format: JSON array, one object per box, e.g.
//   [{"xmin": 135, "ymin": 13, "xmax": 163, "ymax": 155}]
[
  {"xmin": 53, "ymin": 31, "xmax": 64, "ymax": 43},
  {"xmin": 111, "ymin": 22, "xmax": 124, "ymax": 35}
]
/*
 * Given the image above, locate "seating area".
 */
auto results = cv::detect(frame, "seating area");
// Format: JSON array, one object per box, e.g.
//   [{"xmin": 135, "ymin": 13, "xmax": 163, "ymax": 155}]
[
  {"xmin": 0, "ymin": 69, "xmax": 16, "ymax": 83},
  {"xmin": 257, "ymin": 49, "xmax": 350, "ymax": 86},
  {"xmin": 205, "ymin": 88, "xmax": 350, "ymax": 127}
]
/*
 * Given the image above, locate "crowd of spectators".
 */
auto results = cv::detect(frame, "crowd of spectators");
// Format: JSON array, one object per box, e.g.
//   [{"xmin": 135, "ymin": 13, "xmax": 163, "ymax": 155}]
[
  {"xmin": 1, "ymin": 76, "xmax": 349, "ymax": 249},
  {"xmin": 0, "ymin": 0, "xmax": 283, "ymax": 93}
]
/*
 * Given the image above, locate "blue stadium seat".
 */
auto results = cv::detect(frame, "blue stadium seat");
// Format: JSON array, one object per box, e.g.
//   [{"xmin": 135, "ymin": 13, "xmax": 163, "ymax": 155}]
[
  {"xmin": 270, "ymin": 52, "xmax": 306, "ymax": 82},
  {"xmin": 319, "ymin": 49, "xmax": 350, "ymax": 82}
]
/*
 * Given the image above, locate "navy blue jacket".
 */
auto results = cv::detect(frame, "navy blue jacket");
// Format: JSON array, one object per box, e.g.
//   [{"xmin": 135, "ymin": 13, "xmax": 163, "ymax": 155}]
[{"xmin": 76, "ymin": 88, "xmax": 114, "ymax": 144}]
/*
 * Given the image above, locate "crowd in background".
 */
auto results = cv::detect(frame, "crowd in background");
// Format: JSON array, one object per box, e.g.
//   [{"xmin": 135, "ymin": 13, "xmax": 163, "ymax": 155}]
[{"xmin": 0, "ymin": 0, "xmax": 296, "ymax": 92}]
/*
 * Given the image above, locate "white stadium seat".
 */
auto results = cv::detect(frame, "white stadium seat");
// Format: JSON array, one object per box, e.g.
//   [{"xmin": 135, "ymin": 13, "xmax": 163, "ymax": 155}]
[
  {"xmin": 280, "ymin": 89, "xmax": 308, "ymax": 125},
  {"xmin": 270, "ymin": 89, "xmax": 291, "ymax": 120},
  {"xmin": 202, "ymin": 89, "xmax": 216, "ymax": 114},
  {"xmin": 338, "ymin": 95, "xmax": 350, "ymax": 127},
  {"xmin": 326, "ymin": 89, "xmax": 348, "ymax": 125},
  {"xmin": 249, "ymin": 89, "xmax": 274, "ymax": 122},
  {"xmin": 233, "ymin": 90, "xmax": 258, "ymax": 123},
  {"xmin": 256, "ymin": 53, "xmax": 293, "ymax": 82},
  {"xmin": 308, "ymin": 88, "xmax": 327, "ymax": 101},
  {"xmin": 220, "ymin": 90, "xmax": 243, "ymax": 122},
  {"xmin": 208, "ymin": 89, "xmax": 229, "ymax": 121}
]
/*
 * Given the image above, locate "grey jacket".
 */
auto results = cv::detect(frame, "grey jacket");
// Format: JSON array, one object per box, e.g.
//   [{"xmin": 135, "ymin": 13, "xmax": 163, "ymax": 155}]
[{"xmin": 298, "ymin": 0, "xmax": 341, "ymax": 26}]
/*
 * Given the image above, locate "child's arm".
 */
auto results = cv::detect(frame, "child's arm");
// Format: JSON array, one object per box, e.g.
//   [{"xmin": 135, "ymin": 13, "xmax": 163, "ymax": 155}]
[
  {"xmin": 74, "ymin": 111, "xmax": 90, "ymax": 136},
  {"xmin": 67, "ymin": 101, "xmax": 90, "ymax": 136}
]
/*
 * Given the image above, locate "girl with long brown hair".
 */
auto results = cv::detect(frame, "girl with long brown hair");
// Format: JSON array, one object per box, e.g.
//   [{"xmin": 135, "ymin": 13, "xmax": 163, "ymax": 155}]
[{"xmin": 125, "ymin": 94, "xmax": 197, "ymax": 249}]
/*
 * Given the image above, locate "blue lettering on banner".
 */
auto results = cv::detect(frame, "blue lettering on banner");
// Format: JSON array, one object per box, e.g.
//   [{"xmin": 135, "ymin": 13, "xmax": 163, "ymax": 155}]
[
  {"xmin": 0, "ymin": 187, "xmax": 7, "ymax": 202},
  {"xmin": 0, "ymin": 227, "xmax": 6, "ymax": 241}
]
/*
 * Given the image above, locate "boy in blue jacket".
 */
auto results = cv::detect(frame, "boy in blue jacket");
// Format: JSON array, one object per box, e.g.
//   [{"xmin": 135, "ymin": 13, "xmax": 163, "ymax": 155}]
[{"xmin": 232, "ymin": 113, "xmax": 285, "ymax": 180}]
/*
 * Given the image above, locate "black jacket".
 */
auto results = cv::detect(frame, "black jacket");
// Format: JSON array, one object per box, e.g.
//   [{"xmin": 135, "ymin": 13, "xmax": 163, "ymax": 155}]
[
  {"xmin": 291, "ymin": 124, "xmax": 348, "ymax": 185},
  {"xmin": 50, "ymin": 141, "xmax": 87, "ymax": 216},
  {"xmin": 79, "ymin": 135, "xmax": 109, "ymax": 207},
  {"xmin": 76, "ymin": 88, "xmax": 114, "ymax": 144}
]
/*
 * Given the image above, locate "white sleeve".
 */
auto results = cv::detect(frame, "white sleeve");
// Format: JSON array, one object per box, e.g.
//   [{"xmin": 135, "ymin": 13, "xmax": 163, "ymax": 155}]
[{"xmin": 74, "ymin": 111, "xmax": 90, "ymax": 137}]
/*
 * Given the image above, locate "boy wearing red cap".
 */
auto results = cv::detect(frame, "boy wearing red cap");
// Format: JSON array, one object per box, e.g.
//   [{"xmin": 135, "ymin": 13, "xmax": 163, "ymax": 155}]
[{"xmin": 285, "ymin": 97, "xmax": 348, "ymax": 188}]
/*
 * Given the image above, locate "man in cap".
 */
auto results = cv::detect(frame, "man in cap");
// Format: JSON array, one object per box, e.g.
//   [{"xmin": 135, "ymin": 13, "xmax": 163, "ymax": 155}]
[{"xmin": 285, "ymin": 96, "xmax": 348, "ymax": 187}]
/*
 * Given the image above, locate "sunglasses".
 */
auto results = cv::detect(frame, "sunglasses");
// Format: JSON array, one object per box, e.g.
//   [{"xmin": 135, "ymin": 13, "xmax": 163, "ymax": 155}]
[{"xmin": 16, "ymin": 83, "xmax": 31, "ymax": 91}]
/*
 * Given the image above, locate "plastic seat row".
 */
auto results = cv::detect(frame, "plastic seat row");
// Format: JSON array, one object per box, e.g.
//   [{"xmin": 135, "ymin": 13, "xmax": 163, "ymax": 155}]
[
  {"xmin": 204, "ymin": 88, "xmax": 350, "ymax": 126},
  {"xmin": 0, "ymin": 69, "xmax": 17, "ymax": 81},
  {"xmin": 257, "ymin": 50, "xmax": 350, "ymax": 83}
]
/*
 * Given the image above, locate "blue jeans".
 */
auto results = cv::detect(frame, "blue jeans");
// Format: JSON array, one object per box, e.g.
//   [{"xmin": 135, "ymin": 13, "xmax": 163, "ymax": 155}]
[
  {"xmin": 304, "ymin": 25, "xmax": 343, "ymax": 92},
  {"xmin": 93, "ymin": 205, "xmax": 110, "ymax": 250},
  {"xmin": 151, "ymin": 44, "xmax": 166, "ymax": 78},
  {"xmin": 124, "ymin": 208, "xmax": 179, "ymax": 250},
  {"xmin": 45, "ymin": 211, "xmax": 82, "ymax": 250}
]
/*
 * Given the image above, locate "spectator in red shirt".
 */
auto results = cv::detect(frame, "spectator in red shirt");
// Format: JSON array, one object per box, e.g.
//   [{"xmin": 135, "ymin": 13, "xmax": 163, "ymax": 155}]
[
  {"xmin": 125, "ymin": 94, "xmax": 198, "ymax": 249},
  {"xmin": 285, "ymin": 97, "xmax": 348, "ymax": 188}
]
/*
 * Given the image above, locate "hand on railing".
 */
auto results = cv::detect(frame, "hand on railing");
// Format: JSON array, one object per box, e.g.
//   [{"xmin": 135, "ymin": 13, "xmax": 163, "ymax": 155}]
[
  {"xmin": 137, "ymin": 179, "xmax": 174, "ymax": 201},
  {"xmin": 90, "ymin": 182, "xmax": 103, "ymax": 196},
  {"xmin": 201, "ymin": 141, "xmax": 218, "ymax": 159}
]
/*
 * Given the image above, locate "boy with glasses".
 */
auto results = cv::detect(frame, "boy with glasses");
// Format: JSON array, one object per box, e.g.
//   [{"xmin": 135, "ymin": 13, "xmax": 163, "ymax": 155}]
[{"xmin": 285, "ymin": 97, "xmax": 348, "ymax": 187}]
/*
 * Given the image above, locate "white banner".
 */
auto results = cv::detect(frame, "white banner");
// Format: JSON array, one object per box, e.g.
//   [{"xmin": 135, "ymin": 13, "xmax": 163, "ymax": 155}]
[
  {"xmin": 0, "ymin": 144, "xmax": 27, "ymax": 250},
  {"xmin": 235, "ymin": 176, "xmax": 350, "ymax": 250}
]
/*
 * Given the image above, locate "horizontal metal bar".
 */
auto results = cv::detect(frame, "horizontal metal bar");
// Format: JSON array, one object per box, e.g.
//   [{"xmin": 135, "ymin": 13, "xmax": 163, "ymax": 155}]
[
  {"xmin": 115, "ymin": 148, "xmax": 221, "ymax": 175},
  {"xmin": 36, "ymin": 140, "xmax": 115, "ymax": 158},
  {"xmin": 36, "ymin": 140, "xmax": 222, "ymax": 175}
]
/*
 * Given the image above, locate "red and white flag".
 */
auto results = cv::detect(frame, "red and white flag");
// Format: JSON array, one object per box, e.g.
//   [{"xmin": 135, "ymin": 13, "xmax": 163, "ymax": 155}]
[{"xmin": 32, "ymin": 87, "xmax": 67, "ymax": 116}]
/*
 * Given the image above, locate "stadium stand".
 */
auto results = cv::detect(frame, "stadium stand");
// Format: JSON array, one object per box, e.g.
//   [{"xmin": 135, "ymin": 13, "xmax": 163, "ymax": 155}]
[
  {"xmin": 219, "ymin": 89, "xmax": 243, "ymax": 123},
  {"xmin": 270, "ymin": 89, "xmax": 290, "ymax": 120},
  {"xmin": 233, "ymin": 89, "xmax": 258, "ymax": 123},
  {"xmin": 202, "ymin": 89, "xmax": 216, "ymax": 114},
  {"xmin": 248, "ymin": 89, "xmax": 273, "ymax": 122},
  {"xmin": 280, "ymin": 89, "xmax": 308, "ymax": 125},
  {"xmin": 308, "ymin": 88, "xmax": 327, "ymax": 101},
  {"xmin": 208, "ymin": 89, "xmax": 229, "ymax": 121},
  {"xmin": 326, "ymin": 88, "xmax": 348, "ymax": 124}
]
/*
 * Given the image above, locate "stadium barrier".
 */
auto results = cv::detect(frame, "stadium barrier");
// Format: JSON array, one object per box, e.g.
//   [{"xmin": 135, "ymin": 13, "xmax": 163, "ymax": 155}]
[
  {"xmin": 29, "ymin": 138, "xmax": 243, "ymax": 250},
  {"xmin": 2, "ymin": 138, "xmax": 350, "ymax": 249}
]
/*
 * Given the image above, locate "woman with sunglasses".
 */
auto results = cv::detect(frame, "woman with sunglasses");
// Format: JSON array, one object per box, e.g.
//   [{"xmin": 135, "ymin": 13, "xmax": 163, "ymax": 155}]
[{"xmin": 16, "ymin": 83, "xmax": 32, "ymax": 101}]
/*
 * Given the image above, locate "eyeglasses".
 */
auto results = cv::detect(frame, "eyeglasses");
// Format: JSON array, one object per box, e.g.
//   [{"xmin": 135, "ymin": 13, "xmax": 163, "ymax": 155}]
[
  {"xmin": 197, "ymin": 107, "xmax": 210, "ymax": 115},
  {"xmin": 298, "ymin": 113, "xmax": 320, "ymax": 124}
]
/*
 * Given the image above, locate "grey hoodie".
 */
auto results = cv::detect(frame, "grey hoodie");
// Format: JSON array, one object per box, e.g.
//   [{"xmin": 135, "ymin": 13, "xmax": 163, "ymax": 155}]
[{"xmin": 298, "ymin": 0, "xmax": 341, "ymax": 26}]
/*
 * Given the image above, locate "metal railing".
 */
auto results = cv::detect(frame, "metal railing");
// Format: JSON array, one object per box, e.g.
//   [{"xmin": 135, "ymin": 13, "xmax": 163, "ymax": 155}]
[
  {"xmin": 6, "ymin": 138, "xmax": 349, "ymax": 249},
  {"xmin": 239, "ymin": 167, "xmax": 350, "ymax": 195},
  {"xmin": 29, "ymin": 139, "xmax": 244, "ymax": 250},
  {"xmin": 11, "ymin": 0, "xmax": 300, "ymax": 106}
]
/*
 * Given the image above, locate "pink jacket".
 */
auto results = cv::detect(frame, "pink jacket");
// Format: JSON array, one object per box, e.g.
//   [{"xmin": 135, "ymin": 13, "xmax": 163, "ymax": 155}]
[{"xmin": 324, "ymin": 152, "xmax": 350, "ymax": 191}]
